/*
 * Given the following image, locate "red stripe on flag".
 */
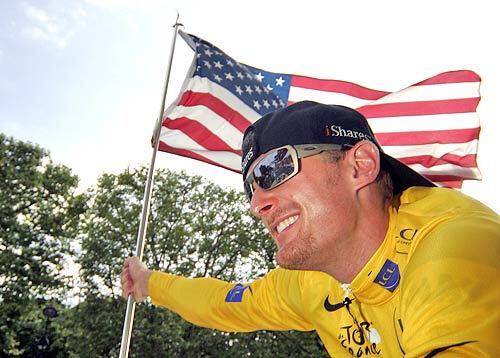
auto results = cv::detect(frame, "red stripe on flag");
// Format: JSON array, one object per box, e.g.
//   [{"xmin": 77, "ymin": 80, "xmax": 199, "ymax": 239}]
[
  {"xmin": 358, "ymin": 98, "xmax": 480, "ymax": 118},
  {"xmin": 291, "ymin": 75, "xmax": 388, "ymax": 100},
  {"xmin": 398, "ymin": 154, "xmax": 478, "ymax": 169},
  {"xmin": 376, "ymin": 127, "xmax": 480, "ymax": 146},
  {"xmin": 177, "ymin": 90, "xmax": 253, "ymax": 133},
  {"xmin": 415, "ymin": 70, "xmax": 481, "ymax": 85},
  {"xmin": 158, "ymin": 142, "xmax": 241, "ymax": 173},
  {"xmin": 163, "ymin": 117, "xmax": 241, "ymax": 154}
]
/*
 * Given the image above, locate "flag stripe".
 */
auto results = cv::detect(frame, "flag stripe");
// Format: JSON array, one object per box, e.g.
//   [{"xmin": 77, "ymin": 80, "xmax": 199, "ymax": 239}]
[
  {"xmin": 291, "ymin": 75, "xmax": 389, "ymax": 100},
  {"xmin": 415, "ymin": 70, "xmax": 481, "ymax": 85},
  {"xmin": 178, "ymin": 90, "xmax": 253, "ymax": 132},
  {"xmin": 159, "ymin": 142, "xmax": 241, "ymax": 173},
  {"xmin": 361, "ymin": 82, "xmax": 480, "ymax": 105},
  {"xmin": 383, "ymin": 140, "xmax": 478, "ymax": 158},
  {"xmin": 288, "ymin": 86, "xmax": 373, "ymax": 108},
  {"xmin": 158, "ymin": 128, "xmax": 241, "ymax": 170},
  {"xmin": 408, "ymin": 163, "xmax": 481, "ymax": 178},
  {"xmin": 398, "ymin": 154, "xmax": 477, "ymax": 169},
  {"xmin": 366, "ymin": 112, "xmax": 479, "ymax": 133},
  {"xmin": 359, "ymin": 98, "xmax": 480, "ymax": 118},
  {"xmin": 375, "ymin": 128, "xmax": 480, "ymax": 146},
  {"xmin": 163, "ymin": 117, "xmax": 240, "ymax": 154},
  {"xmin": 166, "ymin": 102, "xmax": 244, "ymax": 149}
]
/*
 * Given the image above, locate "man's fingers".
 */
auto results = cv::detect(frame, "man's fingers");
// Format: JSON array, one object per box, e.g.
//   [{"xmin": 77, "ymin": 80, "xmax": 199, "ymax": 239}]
[{"xmin": 120, "ymin": 256, "xmax": 149, "ymax": 302}]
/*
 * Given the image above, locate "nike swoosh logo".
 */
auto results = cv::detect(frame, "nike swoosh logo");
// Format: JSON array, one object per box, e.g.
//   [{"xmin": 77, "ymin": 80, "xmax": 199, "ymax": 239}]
[{"xmin": 323, "ymin": 295, "xmax": 345, "ymax": 312}]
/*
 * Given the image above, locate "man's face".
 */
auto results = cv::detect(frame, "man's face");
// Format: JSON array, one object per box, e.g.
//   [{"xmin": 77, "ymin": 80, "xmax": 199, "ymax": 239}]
[{"xmin": 249, "ymin": 151, "xmax": 356, "ymax": 272}]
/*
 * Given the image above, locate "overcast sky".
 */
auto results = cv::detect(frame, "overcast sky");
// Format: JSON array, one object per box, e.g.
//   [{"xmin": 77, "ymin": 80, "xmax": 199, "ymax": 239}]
[{"xmin": 0, "ymin": 0, "xmax": 498, "ymax": 212}]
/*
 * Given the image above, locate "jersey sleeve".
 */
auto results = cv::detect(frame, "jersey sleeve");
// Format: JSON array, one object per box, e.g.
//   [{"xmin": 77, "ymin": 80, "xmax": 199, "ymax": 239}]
[
  {"xmin": 399, "ymin": 213, "xmax": 500, "ymax": 357},
  {"xmin": 148, "ymin": 268, "xmax": 314, "ymax": 332}
]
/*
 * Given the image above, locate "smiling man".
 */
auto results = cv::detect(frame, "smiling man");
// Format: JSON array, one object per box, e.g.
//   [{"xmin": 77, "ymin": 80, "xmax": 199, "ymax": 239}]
[{"xmin": 122, "ymin": 101, "xmax": 500, "ymax": 357}]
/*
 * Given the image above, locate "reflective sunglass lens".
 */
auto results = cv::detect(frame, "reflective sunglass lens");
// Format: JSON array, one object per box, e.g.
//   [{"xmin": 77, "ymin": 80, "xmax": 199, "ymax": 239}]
[{"xmin": 254, "ymin": 148, "xmax": 295, "ymax": 190}]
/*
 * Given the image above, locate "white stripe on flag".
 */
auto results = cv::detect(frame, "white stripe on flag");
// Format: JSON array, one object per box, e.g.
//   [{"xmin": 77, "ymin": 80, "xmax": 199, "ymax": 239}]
[
  {"xmin": 159, "ymin": 127, "xmax": 241, "ymax": 170},
  {"xmin": 367, "ymin": 112, "xmax": 479, "ymax": 133},
  {"xmin": 167, "ymin": 104, "xmax": 243, "ymax": 150},
  {"xmin": 187, "ymin": 149, "xmax": 242, "ymax": 171},
  {"xmin": 408, "ymin": 163, "xmax": 482, "ymax": 179},
  {"xmin": 384, "ymin": 140, "xmax": 478, "ymax": 158},
  {"xmin": 288, "ymin": 86, "xmax": 374, "ymax": 107},
  {"xmin": 372, "ymin": 82, "xmax": 480, "ymax": 104}
]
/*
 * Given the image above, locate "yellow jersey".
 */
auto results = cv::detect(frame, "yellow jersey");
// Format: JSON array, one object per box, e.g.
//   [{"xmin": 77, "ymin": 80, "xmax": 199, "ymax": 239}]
[{"xmin": 149, "ymin": 187, "xmax": 500, "ymax": 357}]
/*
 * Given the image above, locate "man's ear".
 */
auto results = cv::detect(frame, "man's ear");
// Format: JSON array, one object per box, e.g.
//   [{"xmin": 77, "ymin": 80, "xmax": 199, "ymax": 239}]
[{"xmin": 347, "ymin": 140, "xmax": 380, "ymax": 190}]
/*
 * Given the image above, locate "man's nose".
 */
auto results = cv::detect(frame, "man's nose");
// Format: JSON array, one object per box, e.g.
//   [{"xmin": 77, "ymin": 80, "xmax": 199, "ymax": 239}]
[{"xmin": 250, "ymin": 186, "xmax": 278, "ymax": 218}]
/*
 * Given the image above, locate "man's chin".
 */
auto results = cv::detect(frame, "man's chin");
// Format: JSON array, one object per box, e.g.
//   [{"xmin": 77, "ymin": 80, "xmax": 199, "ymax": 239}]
[{"xmin": 276, "ymin": 250, "xmax": 310, "ymax": 270}]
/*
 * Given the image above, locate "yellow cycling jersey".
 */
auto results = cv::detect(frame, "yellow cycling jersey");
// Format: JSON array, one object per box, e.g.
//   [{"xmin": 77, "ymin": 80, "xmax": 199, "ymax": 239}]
[{"xmin": 149, "ymin": 187, "xmax": 500, "ymax": 357}]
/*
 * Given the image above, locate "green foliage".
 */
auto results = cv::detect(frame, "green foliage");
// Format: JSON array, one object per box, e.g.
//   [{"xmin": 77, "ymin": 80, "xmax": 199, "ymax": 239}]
[
  {"xmin": 1, "ymin": 135, "xmax": 327, "ymax": 357},
  {"xmin": 0, "ymin": 133, "xmax": 84, "ymax": 356},
  {"xmin": 70, "ymin": 167, "xmax": 326, "ymax": 357}
]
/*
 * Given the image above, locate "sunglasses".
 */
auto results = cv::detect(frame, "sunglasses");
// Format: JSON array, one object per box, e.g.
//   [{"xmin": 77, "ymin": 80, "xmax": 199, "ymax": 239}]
[{"xmin": 243, "ymin": 143, "xmax": 350, "ymax": 201}]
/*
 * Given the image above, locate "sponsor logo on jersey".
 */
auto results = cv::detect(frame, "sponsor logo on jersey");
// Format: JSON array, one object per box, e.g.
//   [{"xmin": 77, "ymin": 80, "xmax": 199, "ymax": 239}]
[
  {"xmin": 399, "ymin": 228, "xmax": 418, "ymax": 241},
  {"xmin": 338, "ymin": 321, "xmax": 382, "ymax": 356},
  {"xmin": 374, "ymin": 259, "xmax": 400, "ymax": 292},
  {"xmin": 323, "ymin": 295, "xmax": 350, "ymax": 312},
  {"xmin": 225, "ymin": 283, "xmax": 250, "ymax": 302}
]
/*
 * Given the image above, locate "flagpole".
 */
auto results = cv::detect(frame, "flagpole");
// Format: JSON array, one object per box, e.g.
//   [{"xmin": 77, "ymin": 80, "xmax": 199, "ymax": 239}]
[{"xmin": 118, "ymin": 15, "xmax": 183, "ymax": 358}]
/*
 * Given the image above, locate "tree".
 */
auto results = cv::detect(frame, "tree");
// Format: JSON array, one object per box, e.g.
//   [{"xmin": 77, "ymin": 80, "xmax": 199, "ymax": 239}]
[
  {"xmin": 68, "ymin": 167, "xmax": 326, "ymax": 357},
  {"xmin": 0, "ymin": 133, "xmax": 84, "ymax": 356}
]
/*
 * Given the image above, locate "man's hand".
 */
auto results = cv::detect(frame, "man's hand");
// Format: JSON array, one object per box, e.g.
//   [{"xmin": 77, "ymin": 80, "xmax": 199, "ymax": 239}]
[{"xmin": 121, "ymin": 256, "xmax": 152, "ymax": 302}]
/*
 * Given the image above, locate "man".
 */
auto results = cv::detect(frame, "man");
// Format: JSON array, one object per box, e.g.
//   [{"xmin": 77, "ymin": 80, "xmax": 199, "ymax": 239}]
[{"xmin": 122, "ymin": 101, "xmax": 499, "ymax": 356}]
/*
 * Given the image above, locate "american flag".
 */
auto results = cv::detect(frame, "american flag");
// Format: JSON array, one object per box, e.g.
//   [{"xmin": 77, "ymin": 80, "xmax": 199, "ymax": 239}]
[{"xmin": 159, "ymin": 31, "xmax": 481, "ymax": 188}]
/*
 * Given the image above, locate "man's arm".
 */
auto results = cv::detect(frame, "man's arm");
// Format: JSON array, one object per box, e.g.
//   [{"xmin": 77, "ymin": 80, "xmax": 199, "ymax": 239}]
[
  {"xmin": 399, "ymin": 214, "xmax": 500, "ymax": 357},
  {"xmin": 121, "ymin": 256, "xmax": 314, "ymax": 333}
]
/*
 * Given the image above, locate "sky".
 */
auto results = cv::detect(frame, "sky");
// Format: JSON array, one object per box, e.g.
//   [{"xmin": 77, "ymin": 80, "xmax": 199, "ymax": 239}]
[{"xmin": 0, "ymin": 0, "xmax": 498, "ymax": 212}]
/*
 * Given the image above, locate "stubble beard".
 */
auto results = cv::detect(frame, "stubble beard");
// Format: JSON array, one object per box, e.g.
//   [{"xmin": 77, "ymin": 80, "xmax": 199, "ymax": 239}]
[{"xmin": 275, "ymin": 230, "xmax": 318, "ymax": 270}]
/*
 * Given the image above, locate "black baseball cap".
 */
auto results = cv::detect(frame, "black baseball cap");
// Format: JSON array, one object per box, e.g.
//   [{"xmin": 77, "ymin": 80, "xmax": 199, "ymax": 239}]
[{"xmin": 241, "ymin": 100, "xmax": 435, "ymax": 195}]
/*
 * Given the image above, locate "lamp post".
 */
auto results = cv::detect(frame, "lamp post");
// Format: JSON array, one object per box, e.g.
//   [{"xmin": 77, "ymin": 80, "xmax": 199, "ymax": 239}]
[{"xmin": 36, "ymin": 306, "xmax": 58, "ymax": 353}]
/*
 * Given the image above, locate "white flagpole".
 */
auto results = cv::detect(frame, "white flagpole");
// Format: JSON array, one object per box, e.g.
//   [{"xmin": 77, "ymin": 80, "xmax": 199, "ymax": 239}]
[{"xmin": 118, "ymin": 15, "xmax": 183, "ymax": 358}]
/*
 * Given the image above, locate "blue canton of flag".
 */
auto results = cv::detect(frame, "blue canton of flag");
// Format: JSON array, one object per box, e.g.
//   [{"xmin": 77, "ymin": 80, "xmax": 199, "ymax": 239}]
[{"xmin": 184, "ymin": 33, "xmax": 287, "ymax": 116}]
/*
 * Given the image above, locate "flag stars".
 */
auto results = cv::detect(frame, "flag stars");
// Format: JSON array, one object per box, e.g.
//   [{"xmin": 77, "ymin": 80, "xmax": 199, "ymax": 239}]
[
  {"xmin": 203, "ymin": 60, "xmax": 212, "ymax": 69},
  {"xmin": 275, "ymin": 76, "xmax": 285, "ymax": 87},
  {"xmin": 204, "ymin": 49, "xmax": 214, "ymax": 57},
  {"xmin": 255, "ymin": 72, "xmax": 264, "ymax": 82},
  {"xmin": 245, "ymin": 72, "xmax": 253, "ymax": 80},
  {"xmin": 226, "ymin": 59, "xmax": 234, "ymax": 67},
  {"xmin": 213, "ymin": 74, "xmax": 222, "ymax": 83},
  {"xmin": 245, "ymin": 85, "xmax": 253, "ymax": 94},
  {"xmin": 253, "ymin": 100, "xmax": 261, "ymax": 110},
  {"xmin": 225, "ymin": 72, "xmax": 234, "ymax": 81},
  {"xmin": 272, "ymin": 99, "xmax": 279, "ymax": 108},
  {"xmin": 214, "ymin": 61, "xmax": 223, "ymax": 69},
  {"xmin": 263, "ymin": 100, "xmax": 270, "ymax": 109},
  {"xmin": 235, "ymin": 85, "xmax": 243, "ymax": 95},
  {"xmin": 236, "ymin": 72, "xmax": 244, "ymax": 80},
  {"xmin": 254, "ymin": 85, "xmax": 262, "ymax": 95}
]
